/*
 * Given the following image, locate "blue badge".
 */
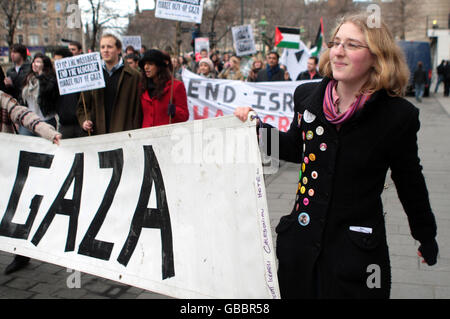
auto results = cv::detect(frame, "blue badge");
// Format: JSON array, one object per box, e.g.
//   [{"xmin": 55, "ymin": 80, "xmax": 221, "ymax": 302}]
[{"xmin": 298, "ymin": 212, "xmax": 310, "ymax": 226}]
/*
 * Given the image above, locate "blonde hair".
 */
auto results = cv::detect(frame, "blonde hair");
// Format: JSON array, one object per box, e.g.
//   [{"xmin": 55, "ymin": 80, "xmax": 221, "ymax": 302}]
[{"xmin": 318, "ymin": 13, "xmax": 409, "ymax": 97}]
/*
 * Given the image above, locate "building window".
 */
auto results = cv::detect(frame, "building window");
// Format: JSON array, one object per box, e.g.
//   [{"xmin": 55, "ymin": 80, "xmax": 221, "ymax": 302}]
[
  {"xmin": 43, "ymin": 18, "xmax": 48, "ymax": 28},
  {"xmin": 17, "ymin": 19, "xmax": 23, "ymax": 29},
  {"xmin": 30, "ymin": 2, "xmax": 37, "ymax": 12},
  {"xmin": 29, "ymin": 34, "xmax": 40, "ymax": 46},
  {"xmin": 30, "ymin": 18, "xmax": 37, "ymax": 28},
  {"xmin": 56, "ymin": 17, "xmax": 61, "ymax": 27},
  {"xmin": 17, "ymin": 34, "xmax": 24, "ymax": 44},
  {"xmin": 55, "ymin": 1, "xmax": 61, "ymax": 12},
  {"xmin": 44, "ymin": 36, "xmax": 49, "ymax": 44},
  {"xmin": 42, "ymin": 1, "xmax": 47, "ymax": 12}
]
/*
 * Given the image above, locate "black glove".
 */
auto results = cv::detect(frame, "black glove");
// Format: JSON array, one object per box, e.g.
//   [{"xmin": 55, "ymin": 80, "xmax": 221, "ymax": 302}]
[
  {"xmin": 168, "ymin": 103, "xmax": 176, "ymax": 118},
  {"xmin": 418, "ymin": 238, "xmax": 439, "ymax": 266}
]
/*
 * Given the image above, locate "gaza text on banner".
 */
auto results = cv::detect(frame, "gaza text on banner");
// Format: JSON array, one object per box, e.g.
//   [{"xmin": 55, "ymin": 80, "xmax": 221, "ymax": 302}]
[
  {"xmin": 182, "ymin": 69, "xmax": 320, "ymax": 132},
  {"xmin": 155, "ymin": 0, "xmax": 204, "ymax": 24},
  {"xmin": 54, "ymin": 52, "xmax": 105, "ymax": 95},
  {"xmin": 0, "ymin": 116, "xmax": 280, "ymax": 299}
]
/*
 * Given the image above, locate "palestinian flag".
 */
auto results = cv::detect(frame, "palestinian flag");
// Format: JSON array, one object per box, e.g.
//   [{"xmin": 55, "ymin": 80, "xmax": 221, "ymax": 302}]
[
  {"xmin": 310, "ymin": 17, "xmax": 324, "ymax": 57},
  {"xmin": 275, "ymin": 26, "xmax": 301, "ymax": 49}
]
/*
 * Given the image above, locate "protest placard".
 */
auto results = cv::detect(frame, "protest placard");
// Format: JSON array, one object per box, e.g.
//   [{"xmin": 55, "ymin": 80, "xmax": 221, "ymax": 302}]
[
  {"xmin": 155, "ymin": 0, "xmax": 204, "ymax": 24},
  {"xmin": 232, "ymin": 25, "xmax": 257, "ymax": 57},
  {"xmin": 54, "ymin": 52, "xmax": 105, "ymax": 95},
  {"xmin": 122, "ymin": 36, "xmax": 142, "ymax": 52}
]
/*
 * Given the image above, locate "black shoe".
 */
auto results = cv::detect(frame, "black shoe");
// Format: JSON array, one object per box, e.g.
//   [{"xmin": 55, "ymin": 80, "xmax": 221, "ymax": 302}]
[{"xmin": 4, "ymin": 255, "xmax": 30, "ymax": 275}]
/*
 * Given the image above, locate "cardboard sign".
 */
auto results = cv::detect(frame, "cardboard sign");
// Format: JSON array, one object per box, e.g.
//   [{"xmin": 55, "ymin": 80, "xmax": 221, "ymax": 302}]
[
  {"xmin": 122, "ymin": 36, "xmax": 142, "ymax": 52},
  {"xmin": 232, "ymin": 25, "xmax": 257, "ymax": 57},
  {"xmin": 155, "ymin": 0, "xmax": 205, "ymax": 24},
  {"xmin": 54, "ymin": 52, "xmax": 105, "ymax": 95},
  {"xmin": 0, "ymin": 116, "xmax": 280, "ymax": 299}
]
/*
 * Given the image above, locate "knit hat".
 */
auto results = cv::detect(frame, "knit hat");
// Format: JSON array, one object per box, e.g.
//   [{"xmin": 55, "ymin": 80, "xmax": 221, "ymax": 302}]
[
  {"xmin": 199, "ymin": 58, "xmax": 214, "ymax": 72},
  {"xmin": 139, "ymin": 49, "xmax": 168, "ymax": 69}
]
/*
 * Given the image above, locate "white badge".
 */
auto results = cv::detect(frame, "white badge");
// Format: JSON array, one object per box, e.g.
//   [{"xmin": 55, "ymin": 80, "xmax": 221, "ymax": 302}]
[{"xmin": 303, "ymin": 110, "xmax": 316, "ymax": 123}]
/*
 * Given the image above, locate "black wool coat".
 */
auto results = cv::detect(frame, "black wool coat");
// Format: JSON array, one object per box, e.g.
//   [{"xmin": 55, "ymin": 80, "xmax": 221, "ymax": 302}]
[{"xmin": 264, "ymin": 77, "xmax": 437, "ymax": 299}]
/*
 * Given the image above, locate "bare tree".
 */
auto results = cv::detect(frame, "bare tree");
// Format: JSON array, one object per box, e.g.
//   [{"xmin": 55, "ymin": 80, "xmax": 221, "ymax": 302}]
[{"xmin": 0, "ymin": 0, "xmax": 34, "ymax": 49}]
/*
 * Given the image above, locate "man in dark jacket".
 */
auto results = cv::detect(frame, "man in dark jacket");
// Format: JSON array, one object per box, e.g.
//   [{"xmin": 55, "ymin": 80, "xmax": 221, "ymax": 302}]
[
  {"xmin": 77, "ymin": 34, "xmax": 142, "ymax": 135},
  {"xmin": 4, "ymin": 44, "xmax": 31, "ymax": 104},
  {"xmin": 296, "ymin": 57, "xmax": 322, "ymax": 81},
  {"xmin": 413, "ymin": 61, "xmax": 427, "ymax": 102},
  {"xmin": 255, "ymin": 52, "xmax": 286, "ymax": 82},
  {"xmin": 444, "ymin": 60, "xmax": 450, "ymax": 97},
  {"xmin": 434, "ymin": 60, "xmax": 445, "ymax": 93}
]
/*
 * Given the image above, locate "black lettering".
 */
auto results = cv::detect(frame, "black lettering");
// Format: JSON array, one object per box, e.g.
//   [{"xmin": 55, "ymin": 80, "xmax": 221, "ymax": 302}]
[
  {"xmin": 0, "ymin": 151, "xmax": 53, "ymax": 239},
  {"xmin": 223, "ymin": 86, "xmax": 236, "ymax": 103},
  {"xmin": 283, "ymin": 93, "xmax": 293, "ymax": 112},
  {"xmin": 269, "ymin": 93, "xmax": 280, "ymax": 111},
  {"xmin": 252, "ymin": 91, "xmax": 266, "ymax": 110},
  {"xmin": 78, "ymin": 149, "xmax": 123, "ymax": 260},
  {"xmin": 31, "ymin": 153, "xmax": 83, "ymax": 251},
  {"xmin": 117, "ymin": 146, "xmax": 174, "ymax": 280},
  {"xmin": 187, "ymin": 79, "xmax": 200, "ymax": 98},
  {"xmin": 205, "ymin": 83, "xmax": 219, "ymax": 101}
]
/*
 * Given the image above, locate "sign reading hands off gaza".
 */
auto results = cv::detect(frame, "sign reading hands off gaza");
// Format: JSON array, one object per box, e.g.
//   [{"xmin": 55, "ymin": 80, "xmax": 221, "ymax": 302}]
[{"xmin": 0, "ymin": 116, "xmax": 280, "ymax": 299}]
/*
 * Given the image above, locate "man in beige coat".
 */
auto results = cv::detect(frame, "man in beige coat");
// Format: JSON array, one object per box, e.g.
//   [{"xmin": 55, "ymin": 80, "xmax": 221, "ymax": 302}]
[{"xmin": 77, "ymin": 34, "xmax": 142, "ymax": 135}]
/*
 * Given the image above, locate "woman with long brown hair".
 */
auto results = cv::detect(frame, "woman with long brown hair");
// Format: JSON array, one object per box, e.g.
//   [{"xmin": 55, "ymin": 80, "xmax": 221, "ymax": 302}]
[
  {"xmin": 234, "ymin": 13, "xmax": 438, "ymax": 299},
  {"xmin": 139, "ymin": 49, "xmax": 189, "ymax": 127}
]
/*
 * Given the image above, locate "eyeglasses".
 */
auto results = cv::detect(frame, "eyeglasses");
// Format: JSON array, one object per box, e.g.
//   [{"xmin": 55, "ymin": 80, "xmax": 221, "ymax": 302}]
[{"xmin": 327, "ymin": 41, "xmax": 369, "ymax": 51}]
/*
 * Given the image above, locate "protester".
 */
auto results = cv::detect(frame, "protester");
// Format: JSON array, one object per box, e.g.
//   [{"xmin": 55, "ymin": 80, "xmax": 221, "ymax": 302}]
[
  {"xmin": 444, "ymin": 60, "xmax": 450, "ymax": 97},
  {"xmin": 77, "ymin": 34, "xmax": 142, "ymax": 135},
  {"xmin": 125, "ymin": 53, "xmax": 140, "ymax": 70},
  {"xmin": 255, "ymin": 51, "xmax": 286, "ymax": 82},
  {"xmin": 172, "ymin": 56, "xmax": 184, "ymax": 81},
  {"xmin": 140, "ymin": 45, "xmax": 147, "ymax": 58},
  {"xmin": 246, "ymin": 59, "xmax": 264, "ymax": 82},
  {"xmin": 19, "ymin": 53, "xmax": 58, "ymax": 136},
  {"xmin": 218, "ymin": 55, "xmax": 244, "ymax": 81},
  {"xmin": 139, "ymin": 49, "xmax": 189, "ymax": 127},
  {"xmin": 53, "ymin": 47, "xmax": 85, "ymax": 138},
  {"xmin": 68, "ymin": 41, "xmax": 83, "ymax": 56},
  {"xmin": 0, "ymin": 66, "xmax": 5, "ymax": 92},
  {"xmin": 1, "ymin": 90, "xmax": 61, "ymax": 275},
  {"xmin": 413, "ymin": 61, "xmax": 427, "ymax": 103},
  {"xmin": 234, "ymin": 13, "xmax": 438, "ymax": 299},
  {"xmin": 210, "ymin": 52, "xmax": 223, "ymax": 74},
  {"xmin": 125, "ymin": 45, "xmax": 138, "ymax": 56},
  {"xmin": 434, "ymin": 60, "xmax": 445, "ymax": 93},
  {"xmin": 197, "ymin": 57, "xmax": 216, "ymax": 79},
  {"xmin": 4, "ymin": 43, "xmax": 31, "ymax": 103},
  {"xmin": 280, "ymin": 65, "xmax": 292, "ymax": 81},
  {"xmin": 296, "ymin": 56, "xmax": 323, "ymax": 81}
]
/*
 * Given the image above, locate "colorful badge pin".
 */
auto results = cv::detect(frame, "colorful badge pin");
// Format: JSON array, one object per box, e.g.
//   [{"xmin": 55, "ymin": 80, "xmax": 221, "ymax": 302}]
[{"xmin": 298, "ymin": 212, "xmax": 310, "ymax": 226}]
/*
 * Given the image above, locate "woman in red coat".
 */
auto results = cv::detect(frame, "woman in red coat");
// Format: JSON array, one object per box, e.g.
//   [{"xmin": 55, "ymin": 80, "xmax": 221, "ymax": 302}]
[{"xmin": 139, "ymin": 49, "xmax": 189, "ymax": 127}]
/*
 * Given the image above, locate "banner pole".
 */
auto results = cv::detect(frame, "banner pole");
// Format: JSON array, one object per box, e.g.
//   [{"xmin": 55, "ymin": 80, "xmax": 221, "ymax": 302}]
[{"xmin": 81, "ymin": 92, "xmax": 91, "ymax": 136}]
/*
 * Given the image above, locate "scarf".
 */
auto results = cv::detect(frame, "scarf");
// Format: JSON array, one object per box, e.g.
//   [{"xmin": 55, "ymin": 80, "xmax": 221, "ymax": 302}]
[
  {"xmin": 323, "ymin": 80, "xmax": 370, "ymax": 125},
  {"xmin": 266, "ymin": 64, "xmax": 280, "ymax": 81}
]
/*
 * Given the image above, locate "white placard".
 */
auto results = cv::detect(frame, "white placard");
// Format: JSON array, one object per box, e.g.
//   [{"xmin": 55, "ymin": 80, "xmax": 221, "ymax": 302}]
[
  {"xmin": 122, "ymin": 36, "xmax": 142, "ymax": 52},
  {"xmin": 232, "ymin": 25, "xmax": 257, "ymax": 57},
  {"xmin": 54, "ymin": 52, "xmax": 105, "ymax": 95},
  {"xmin": 0, "ymin": 116, "xmax": 280, "ymax": 299},
  {"xmin": 155, "ymin": 0, "xmax": 204, "ymax": 24}
]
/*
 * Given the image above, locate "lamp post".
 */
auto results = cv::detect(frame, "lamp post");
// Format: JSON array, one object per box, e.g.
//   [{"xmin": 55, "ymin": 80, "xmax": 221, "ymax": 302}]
[{"xmin": 258, "ymin": 15, "xmax": 268, "ymax": 56}]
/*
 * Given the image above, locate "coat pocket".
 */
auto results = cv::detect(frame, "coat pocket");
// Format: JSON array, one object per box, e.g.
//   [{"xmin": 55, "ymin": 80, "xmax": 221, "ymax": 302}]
[
  {"xmin": 275, "ymin": 214, "xmax": 296, "ymax": 234},
  {"xmin": 346, "ymin": 225, "xmax": 381, "ymax": 251}
]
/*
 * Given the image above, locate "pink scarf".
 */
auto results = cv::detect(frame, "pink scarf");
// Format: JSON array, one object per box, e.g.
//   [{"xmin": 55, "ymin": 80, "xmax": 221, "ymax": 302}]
[{"xmin": 323, "ymin": 80, "xmax": 371, "ymax": 125}]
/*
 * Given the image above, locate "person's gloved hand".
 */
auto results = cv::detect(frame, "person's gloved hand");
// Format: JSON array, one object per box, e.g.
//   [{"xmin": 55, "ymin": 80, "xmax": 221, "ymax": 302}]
[
  {"xmin": 168, "ymin": 103, "xmax": 176, "ymax": 118},
  {"xmin": 418, "ymin": 238, "xmax": 439, "ymax": 266}
]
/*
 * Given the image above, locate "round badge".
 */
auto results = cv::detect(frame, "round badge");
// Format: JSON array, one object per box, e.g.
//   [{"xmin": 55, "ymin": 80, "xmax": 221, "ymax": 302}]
[
  {"xmin": 303, "ymin": 143, "xmax": 306, "ymax": 152},
  {"xmin": 309, "ymin": 153, "xmax": 316, "ymax": 161},
  {"xmin": 304, "ymin": 156, "xmax": 309, "ymax": 164},
  {"xmin": 300, "ymin": 186, "xmax": 306, "ymax": 194},
  {"xmin": 303, "ymin": 198, "xmax": 310, "ymax": 206},
  {"xmin": 306, "ymin": 131, "xmax": 314, "ymax": 140},
  {"xmin": 311, "ymin": 171, "xmax": 318, "ymax": 179},
  {"xmin": 302, "ymin": 163, "xmax": 305, "ymax": 172},
  {"xmin": 299, "ymin": 170, "xmax": 302, "ymax": 180},
  {"xmin": 298, "ymin": 212, "xmax": 310, "ymax": 226},
  {"xmin": 302, "ymin": 177, "xmax": 308, "ymax": 185},
  {"xmin": 320, "ymin": 143, "xmax": 327, "ymax": 151},
  {"xmin": 316, "ymin": 126, "xmax": 324, "ymax": 136},
  {"xmin": 296, "ymin": 203, "xmax": 299, "ymax": 211},
  {"xmin": 302, "ymin": 131, "xmax": 305, "ymax": 140},
  {"xmin": 303, "ymin": 110, "xmax": 316, "ymax": 123},
  {"xmin": 308, "ymin": 188, "xmax": 315, "ymax": 197},
  {"xmin": 298, "ymin": 183, "xmax": 302, "ymax": 191}
]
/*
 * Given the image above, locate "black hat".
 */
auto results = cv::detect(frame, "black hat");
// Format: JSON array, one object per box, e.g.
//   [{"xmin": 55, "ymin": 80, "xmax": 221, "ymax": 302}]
[{"xmin": 139, "ymin": 49, "xmax": 167, "ymax": 69}]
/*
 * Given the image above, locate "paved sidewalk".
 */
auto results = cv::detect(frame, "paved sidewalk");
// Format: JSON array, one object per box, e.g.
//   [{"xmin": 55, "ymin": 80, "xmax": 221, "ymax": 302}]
[{"xmin": 0, "ymin": 95, "xmax": 449, "ymax": 299}]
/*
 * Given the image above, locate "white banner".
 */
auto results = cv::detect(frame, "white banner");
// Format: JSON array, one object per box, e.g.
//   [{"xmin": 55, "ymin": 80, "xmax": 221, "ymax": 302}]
[
  {"xmin": 155, "ymin": 0, "xmax": 204, "ymax": 24},
  {"xmin": 0, "ymin": 116, "xmax": 280, "ymax": 299},
  {"xmin": 122, "ymin": 36, "xmax": 142, "ymax": 52},
  {"xmin": 54, "ymin": 52, "xmax": 105, "ymax": 95},
  {"xmin": 182, "ymin": 69, "xmax": 320, "ymax": 132},
  {"xmin": 232, "ymin": 25, "xmax": 257, "ymax": 57},
  {"xmin": 280, "ymin": 43, "xmax": 311, "ymax": 81}
]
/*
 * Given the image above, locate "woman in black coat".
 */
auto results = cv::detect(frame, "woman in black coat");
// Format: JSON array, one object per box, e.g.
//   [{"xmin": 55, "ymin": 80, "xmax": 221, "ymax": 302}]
[{"xmin": 234, "ymin": 13, "xmax": 438, "ymax": 299}]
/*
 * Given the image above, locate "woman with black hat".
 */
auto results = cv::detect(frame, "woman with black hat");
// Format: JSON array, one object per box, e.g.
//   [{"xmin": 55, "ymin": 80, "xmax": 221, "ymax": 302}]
[{"xmin": 139, "ymin": 49, "xmax": 189, "ymax": 127}]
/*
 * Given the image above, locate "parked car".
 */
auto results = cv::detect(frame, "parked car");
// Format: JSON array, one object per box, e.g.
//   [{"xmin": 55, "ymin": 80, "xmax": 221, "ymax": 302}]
[{"xmin": 397, "ymin": 40, "xmax": 432, "ymax": 97}]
